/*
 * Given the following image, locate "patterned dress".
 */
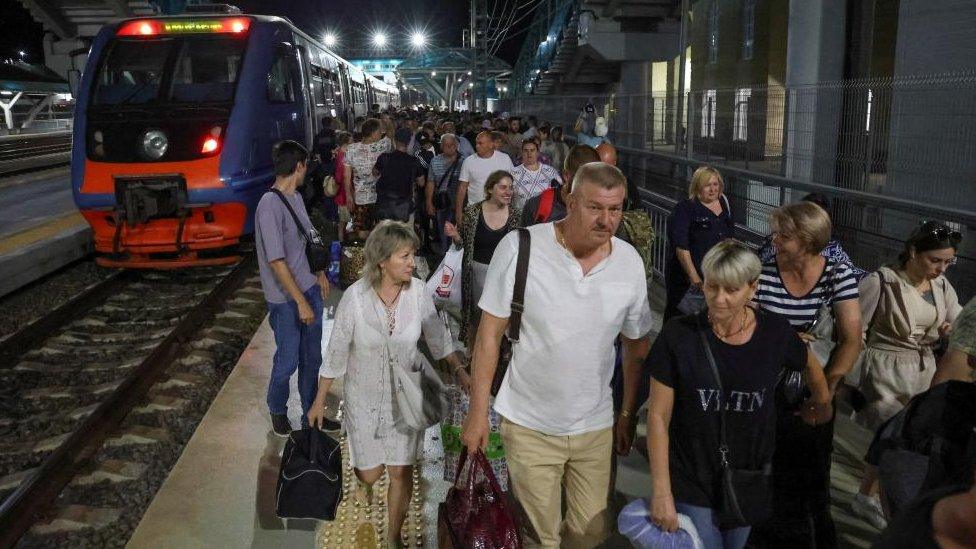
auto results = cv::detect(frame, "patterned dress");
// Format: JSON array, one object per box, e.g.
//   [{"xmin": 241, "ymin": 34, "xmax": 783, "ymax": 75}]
[
  {"xmin": 344, "ymin": 137, "xmax": 391, "ymax": 206},
  {"xmin": 320, "ymin": 277, "xmax": 454, "ymax": 469}
]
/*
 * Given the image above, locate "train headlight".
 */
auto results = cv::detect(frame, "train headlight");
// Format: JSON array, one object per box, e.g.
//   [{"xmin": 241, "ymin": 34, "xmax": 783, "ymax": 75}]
[{"xmin": 141, "ymin": 129, "xmax": 168, "ymax": 160}]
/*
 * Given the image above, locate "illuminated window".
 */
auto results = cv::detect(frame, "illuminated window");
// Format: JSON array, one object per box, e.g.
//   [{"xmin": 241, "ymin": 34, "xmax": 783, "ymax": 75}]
[
  {"xmin": 701, "ymin": 89, "xmax": 717, "ymax": 138},
  {"xmin": 734, "ymin": 88, "xmax": 751, "ymax": 141}
]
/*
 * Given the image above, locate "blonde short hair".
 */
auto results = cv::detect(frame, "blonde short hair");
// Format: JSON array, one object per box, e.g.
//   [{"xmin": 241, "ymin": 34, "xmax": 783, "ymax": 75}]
[
  {"xmin": 363, "ymin": 220, "xmax": 419, "ymax": 287},
  {"xmin": 701, "ymin": 240, "xmax": 762, "ymax": 288},
  {"xmin": 770, "ymin": 202, "xmax": 832, "ymax": 254},
  {"xmin": 688, "ymin": 166, "xmax": 724, "ymax": 199},
  {"xmin": 570, "ymin": 161, "xmax": 627, "ymax": 193}
]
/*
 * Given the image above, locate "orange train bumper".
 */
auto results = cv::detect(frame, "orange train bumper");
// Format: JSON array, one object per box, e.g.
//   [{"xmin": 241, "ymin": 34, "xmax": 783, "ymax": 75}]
[{"xmin": 80, "ymin": 202, "xmax": 247, "ymax": 269}]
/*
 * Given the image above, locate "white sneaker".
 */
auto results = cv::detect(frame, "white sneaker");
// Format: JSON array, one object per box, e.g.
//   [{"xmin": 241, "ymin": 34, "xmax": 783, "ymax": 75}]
[{"xmin": 851, "ymin": 493, "xmax": 888, "ymax": 530}]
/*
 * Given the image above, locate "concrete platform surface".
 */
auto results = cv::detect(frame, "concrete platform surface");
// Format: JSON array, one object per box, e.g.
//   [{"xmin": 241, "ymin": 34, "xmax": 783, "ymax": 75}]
[
  {"xmin": 0, "ymin": 168, "xmax": 90, "ymax": 298},
  {"xmin": 128, "ymin": 274, "xmax": 881, "ymax": 548},
  {"xmin": 127, "ymin": 316, "xmax": 320, "ymax": 549}
]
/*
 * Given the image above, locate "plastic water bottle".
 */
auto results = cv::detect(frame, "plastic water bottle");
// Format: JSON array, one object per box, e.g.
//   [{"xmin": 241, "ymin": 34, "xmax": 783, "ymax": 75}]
[{"xmin": 327, "ymin": 240, "xmax": 341, "ymax": 286}]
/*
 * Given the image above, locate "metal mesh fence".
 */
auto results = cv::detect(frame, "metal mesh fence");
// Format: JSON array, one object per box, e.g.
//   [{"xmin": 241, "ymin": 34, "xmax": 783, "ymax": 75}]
[{"xmin": 514, "ymin": 77, "xmax": 976, "ymax": 299}]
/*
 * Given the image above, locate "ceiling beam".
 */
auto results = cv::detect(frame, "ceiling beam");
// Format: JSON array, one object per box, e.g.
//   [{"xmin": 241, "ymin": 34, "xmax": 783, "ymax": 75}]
[
  {"xmin": 103, "ymin": 0, "xmax": 133, "ymax": 17},
  {"xmin": 18, "ymin": 0, "xmax": 76, "ymax": 39}
]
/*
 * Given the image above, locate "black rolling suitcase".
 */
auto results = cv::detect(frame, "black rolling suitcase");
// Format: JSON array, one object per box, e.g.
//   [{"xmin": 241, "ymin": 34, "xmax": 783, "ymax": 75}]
[{"xmin": 275, "ymin": 427, "xmax": 343, "ymax": 520}]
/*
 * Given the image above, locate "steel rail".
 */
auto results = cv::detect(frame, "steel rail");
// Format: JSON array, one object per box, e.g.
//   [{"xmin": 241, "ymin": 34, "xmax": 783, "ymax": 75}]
[
  {"xmin": 0, "ymin": 269, "xmax": 128, "ymax": 365},
  {"xmin": 0, "ymin": 254, "xmax": 256, "ymax": 546}
]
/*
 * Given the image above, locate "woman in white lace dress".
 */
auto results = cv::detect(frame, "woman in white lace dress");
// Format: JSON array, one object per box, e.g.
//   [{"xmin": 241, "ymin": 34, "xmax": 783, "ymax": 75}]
[{"xmin": 308, "ymin": 221, "xmax": 463, "ymax": 548}]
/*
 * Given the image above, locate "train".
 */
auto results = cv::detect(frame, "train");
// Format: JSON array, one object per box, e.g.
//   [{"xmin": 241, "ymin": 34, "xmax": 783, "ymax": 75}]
[{"xmin": 72, "ymin": 13, "xmax": 400, "ymax": 268}]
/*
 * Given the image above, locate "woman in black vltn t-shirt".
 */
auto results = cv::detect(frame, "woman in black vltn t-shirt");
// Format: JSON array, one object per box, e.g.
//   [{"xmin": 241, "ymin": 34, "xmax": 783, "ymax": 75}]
[{"xmin": 645, "ymin": 240, "xmax": 832, "ymax": 549}]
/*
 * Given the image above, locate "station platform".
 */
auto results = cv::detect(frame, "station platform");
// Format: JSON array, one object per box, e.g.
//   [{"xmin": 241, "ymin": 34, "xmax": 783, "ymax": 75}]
[
  {"xmin": 127, "ymin": 271, "xmax": 882, "ymax": 548},
  {"xmin": 0, "ymin": 167, "xmax": 89, "ymax": 298}
]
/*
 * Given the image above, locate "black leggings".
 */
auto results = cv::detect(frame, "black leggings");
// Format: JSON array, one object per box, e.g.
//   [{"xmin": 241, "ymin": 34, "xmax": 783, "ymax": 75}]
[{"xmin": 749, "ymin": 411, "xmax": 837, "ymax": 549}]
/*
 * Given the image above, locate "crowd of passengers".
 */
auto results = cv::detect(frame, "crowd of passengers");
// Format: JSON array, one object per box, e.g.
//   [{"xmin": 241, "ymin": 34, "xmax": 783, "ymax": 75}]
[{"xmin": 253, "ymin": 104, "xmax": 976, "ymax": 549}]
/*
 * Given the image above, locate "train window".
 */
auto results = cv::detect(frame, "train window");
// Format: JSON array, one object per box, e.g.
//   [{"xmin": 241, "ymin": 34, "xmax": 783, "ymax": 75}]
[
  {"xmin": 267, "ymin": 52, "xmax": 295, "ymax": 103},
  {"xmin": 170, "ymin": 38, "xmax": 243, "ymax": 103},
  {"xmin": 312, "ymin": 76, "xmax": 326, "ymax": 107},
  {"xmin": 92, "ymin": 40, "xmax": 171, "ymax": 105}
]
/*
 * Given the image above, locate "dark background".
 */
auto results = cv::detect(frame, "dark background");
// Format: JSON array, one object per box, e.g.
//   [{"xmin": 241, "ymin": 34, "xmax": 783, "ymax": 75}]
[{"xmin": 0, "ymin": 1, "xmax": 529, "ymax": 66}]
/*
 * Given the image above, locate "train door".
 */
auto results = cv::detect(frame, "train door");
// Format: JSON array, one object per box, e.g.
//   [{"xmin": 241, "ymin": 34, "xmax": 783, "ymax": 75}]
[
  {"xmin": 337, "ymin": 64, "xmax": 354, "ymax": 130},
  {"xmin": 294, "ymin": 44, "xmax": 316, "ymax": 147},
  {"xmin": 366, "ymin": 81, "xmax": 375, "ymax": 110},
  {"xmin": 266, "ymin": 44, "xmax": 307, "ymax": 146}
]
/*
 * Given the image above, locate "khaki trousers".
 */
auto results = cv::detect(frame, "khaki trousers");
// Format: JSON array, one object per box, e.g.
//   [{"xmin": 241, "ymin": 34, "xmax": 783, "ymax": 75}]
[{"xmin": 499, "ymin": 417, "xmax": 613, "ymax": 549}]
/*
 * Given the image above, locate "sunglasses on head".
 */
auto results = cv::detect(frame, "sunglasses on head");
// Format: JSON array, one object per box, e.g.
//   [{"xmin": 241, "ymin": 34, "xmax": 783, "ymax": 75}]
[{"xmin": 920, "ymin": 223, "xmax": 963, "ymax": 246}]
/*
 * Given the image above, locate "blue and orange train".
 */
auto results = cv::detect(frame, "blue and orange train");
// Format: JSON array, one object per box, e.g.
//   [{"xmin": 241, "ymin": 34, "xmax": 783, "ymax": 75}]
[{"xmin": 72, "ymin": 14, "xmax": 399, "ymax": 268}]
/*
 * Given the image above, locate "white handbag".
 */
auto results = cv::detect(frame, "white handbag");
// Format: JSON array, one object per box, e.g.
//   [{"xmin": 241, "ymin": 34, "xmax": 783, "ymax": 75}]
[
  {"xmin": 374, "ymin": 291, "xmax": 448, "ymax": 431},
  {"xmin": 390, "ymin": 355, "xmax": 448, "ymax": 430}
]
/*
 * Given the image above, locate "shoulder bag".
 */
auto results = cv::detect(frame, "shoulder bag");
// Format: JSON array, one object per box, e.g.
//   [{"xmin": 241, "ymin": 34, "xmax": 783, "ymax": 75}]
[
  {"xmin": 697, "ymin": 317, "xmax": 771, "ymax": 527},
  {"xmin": 271, "ymin": 189, "xmax": 330, "ymax": 273},
  {"xmin": 377, "ymin": 290, "xmax": 449, "ymax": 430},
  {"xmin": 322, "ymin": 174, "xmax": 339, "ymax": 198},
  {"xmin": 492, "ymin": 228, "xmax": 530, "ymax": 396},
  {"xmin": 433, "ymin": 158, "xmax": 461, "ymax": 210}
]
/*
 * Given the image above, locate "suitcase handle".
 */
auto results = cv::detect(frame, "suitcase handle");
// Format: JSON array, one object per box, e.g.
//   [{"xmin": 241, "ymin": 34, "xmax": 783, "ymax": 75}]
[{"xmin": 309, "ymin": 429, "xmax": 320, "ymax": 465}]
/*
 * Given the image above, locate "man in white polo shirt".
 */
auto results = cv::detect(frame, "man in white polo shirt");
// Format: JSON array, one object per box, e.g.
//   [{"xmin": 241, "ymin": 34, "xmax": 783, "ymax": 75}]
[
  {"xmin": 454, "ymin": 130, "xmax": 514, "ymax": 223},
  {"xmin": 462, "ymin": 162, "xmax": 653, "ymax": 548}
]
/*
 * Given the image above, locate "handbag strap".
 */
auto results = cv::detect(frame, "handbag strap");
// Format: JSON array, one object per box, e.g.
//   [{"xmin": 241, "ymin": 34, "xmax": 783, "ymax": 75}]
[
  {"xmin": 697, "ymin": 315, "xmax": 732, "ymax": 468},
  {"xmin": 270, "ymin": 188, "xmax": 313, "ymax": 247},
  {"xmin": 437, "ymin": 158, "xmax": 461, "ymax": 192},
  {"xmin": 508, "ymin": 228, "xmax": 531, "ymax": 342}
]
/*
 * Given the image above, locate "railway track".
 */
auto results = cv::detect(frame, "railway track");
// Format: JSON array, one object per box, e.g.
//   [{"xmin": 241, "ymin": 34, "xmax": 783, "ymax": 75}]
[
  {"xmin": 0, "ymin": 256, "xmax": 266, "ymax": 548},
  {"xmin": 0, "ymin": 133, "xmax": 72, "ymax": 177}
]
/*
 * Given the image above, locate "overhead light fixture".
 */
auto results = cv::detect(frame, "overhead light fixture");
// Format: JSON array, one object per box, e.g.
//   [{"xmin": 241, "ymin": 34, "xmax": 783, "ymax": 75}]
[
  {"xmin": 372, "ymin": 31, "xmax": 387, "ymax": 47},
  {"xmin": 324, "ymin": 33, "xmax": 337, "ymax": 47},
  {"xmin": 410, "ymin": 31, "xmax": 426, "ymax": 48}
]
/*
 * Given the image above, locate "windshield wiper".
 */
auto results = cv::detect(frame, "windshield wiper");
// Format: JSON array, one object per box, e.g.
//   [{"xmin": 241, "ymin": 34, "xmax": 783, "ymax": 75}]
[{"xmin": 115, "ymin": 78, "xmax": 159, "ymax": 106}]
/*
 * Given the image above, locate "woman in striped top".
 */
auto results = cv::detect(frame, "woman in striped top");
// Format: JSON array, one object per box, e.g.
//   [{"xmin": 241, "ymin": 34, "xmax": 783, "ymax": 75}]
[{"xmin": 750, "ymin": 202, "xmax": 862, "ymax": 548}]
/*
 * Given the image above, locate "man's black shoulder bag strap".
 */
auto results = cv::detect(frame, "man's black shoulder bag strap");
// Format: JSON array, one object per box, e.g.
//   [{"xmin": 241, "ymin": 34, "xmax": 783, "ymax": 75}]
[
  {"xmin": 270, "ymin": 188, "xmax": 329, "ymax": 273},
  {"xmin": 509, "ymin": 228, "xmax": 531, "ymax": 341},
  {"xmin": 270, "ymin": 188, "xmax": 312, "ymax": 246},
  {"xmin": 490, "ymin": 228, "xmax": 530, "ymax": 396},
  {"xmin": 438, "ymin": 158, "xmax": 461, "ymax": 192}
]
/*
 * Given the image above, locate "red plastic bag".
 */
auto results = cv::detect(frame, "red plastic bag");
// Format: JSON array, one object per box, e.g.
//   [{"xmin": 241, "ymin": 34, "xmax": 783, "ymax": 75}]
[{"xmin": 444, "ymin": 449, "xmax": 522, "ymax": 549}]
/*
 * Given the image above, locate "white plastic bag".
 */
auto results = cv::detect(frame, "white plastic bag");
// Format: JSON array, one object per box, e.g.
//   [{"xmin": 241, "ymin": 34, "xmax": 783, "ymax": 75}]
[{"xmin": 426, "ymin": 244, "xmax": 463, "ymax": 313}]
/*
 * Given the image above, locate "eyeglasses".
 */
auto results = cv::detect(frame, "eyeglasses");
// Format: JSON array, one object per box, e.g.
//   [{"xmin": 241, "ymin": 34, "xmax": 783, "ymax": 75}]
[{"xmin": 922, "ymin": 254, "xmax": 958, "ymax": 267}]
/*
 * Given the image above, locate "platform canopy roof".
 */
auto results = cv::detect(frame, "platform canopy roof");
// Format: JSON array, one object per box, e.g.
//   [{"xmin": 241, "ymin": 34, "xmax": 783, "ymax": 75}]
[
  {"xmin": 396, "ymin": 48, "xmax": 511, "ymax": 106},
  {"xmin": 0, "ymin": 61, "xmax": 70, "ymax": 94}
]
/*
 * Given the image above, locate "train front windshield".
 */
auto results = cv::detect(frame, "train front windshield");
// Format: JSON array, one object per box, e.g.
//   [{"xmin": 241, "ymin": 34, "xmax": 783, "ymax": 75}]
[{"xmin": 92, "ymin": 35, "xmax": 246, "ymax": 106}]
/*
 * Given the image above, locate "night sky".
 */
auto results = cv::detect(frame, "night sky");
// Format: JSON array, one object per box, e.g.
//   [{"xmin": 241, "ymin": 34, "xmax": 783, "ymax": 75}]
[{"xmin": 1, "ymin": 1, "xmax": 529, "ymax": 66}]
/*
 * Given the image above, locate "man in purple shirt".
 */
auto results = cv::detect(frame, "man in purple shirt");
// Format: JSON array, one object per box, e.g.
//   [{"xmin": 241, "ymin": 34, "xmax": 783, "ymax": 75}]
[{"xmin": 255, "ymin": 140, "xmax": 330, "ymax": 436}]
